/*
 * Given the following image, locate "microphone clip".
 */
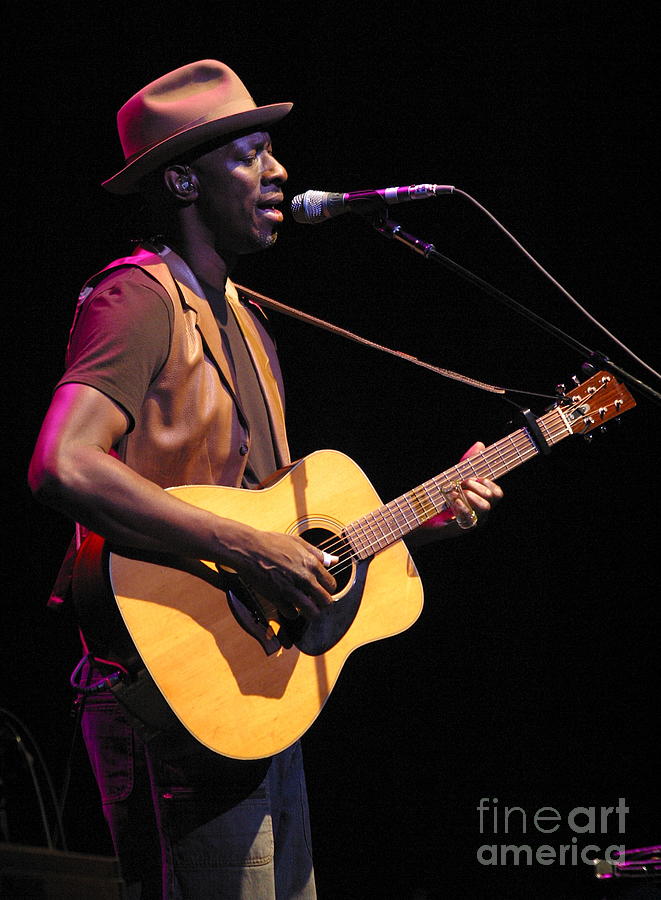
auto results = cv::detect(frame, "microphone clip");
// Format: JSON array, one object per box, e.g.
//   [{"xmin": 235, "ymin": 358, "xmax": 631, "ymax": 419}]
[{"xmin": 373, "ymin": 217, "xmax": 437, "ymax": 258}]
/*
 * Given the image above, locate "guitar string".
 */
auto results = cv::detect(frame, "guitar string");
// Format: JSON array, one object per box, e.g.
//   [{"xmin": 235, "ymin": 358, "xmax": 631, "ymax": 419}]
[
  {"xmin": 300, "ymin": 404, "xmax": 580, "ymax": 571},
  {"xmin": 317, "ymin": 455, "xmax": 521, "ymax": 575},
  {"xmin": 361, "ymin": 389, "xmax": 611, "ymax": 562},
  {"xmin": 283, "ymin": 391, "xmax": 616, "ymax": 603},
  {"xmin": 321, "ymin": 435, "xmax": 542, "ymax": 562},
  {"xmin": 315, "ymin": 415, "xmax": 574, "ymax": 578},
  {"xmin": 309, "ymin": 398, "xmax": 611, "ymax": 579}
]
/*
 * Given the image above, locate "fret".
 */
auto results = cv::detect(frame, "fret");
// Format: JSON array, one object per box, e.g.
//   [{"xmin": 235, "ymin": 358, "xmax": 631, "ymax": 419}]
[
  {"xmin": 421, "ymin": 480, "xmax": 450, "ymax": 517},
  {"xmin": 344, "ymin": 521, "xmax": 369, "ymax": 559},
  {"xmin": 406, "ymin": 484, "xmax": 438, "ymax": 523},
  {"xmin": 491, "ymin": 439, "xmax": 512, "ymax": 476},
  {"xmin": 341, "ymin": 392, "xmax": 600, "ymax": 558},
  {"xmin": 421, "ymin": 483, "xmax": 439, "ymax": 515},
  {"xmin": 389, "ymin": 496, "xmax": 419, "ymax": 534},
  {"xmin": 478, "ymin": 448, "xmax": 499, "ymax": 480},
  {"xmin": 379, "ymin": 502, "xmax": 405, "ymax": 542},
  {"xmin": 362, "ymin": 511, "xmax": 391, "ymax": 552},
  {"xmin": 520, "ymin": 429, "xmax": 538, "ymax": 458},
  {"xmin": 509, "ymin": 431, "xmax": 526, "ymax": 465},
  {"xmin": 538, "ymin": 415, "xmax": 554, "ymax": 447},
  {"xmin": 397, "ymin": 494, "xmax": 424, "ymax": 530}
]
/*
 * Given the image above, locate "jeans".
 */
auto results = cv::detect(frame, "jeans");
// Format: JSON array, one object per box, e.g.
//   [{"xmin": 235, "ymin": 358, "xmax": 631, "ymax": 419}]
[{"xmin": 81, "ymin": 693, "xmax": 316, "ymax": 899}]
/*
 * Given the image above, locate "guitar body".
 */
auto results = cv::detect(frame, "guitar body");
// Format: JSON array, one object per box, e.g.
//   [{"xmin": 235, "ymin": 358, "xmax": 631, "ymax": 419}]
[
  {"xmin": 73, "ymin": 371, "xmax": 636, "ymax": 760},
  {"xmin": 76, "ymin": 450, "xmax": 424, "ymax": 760}
]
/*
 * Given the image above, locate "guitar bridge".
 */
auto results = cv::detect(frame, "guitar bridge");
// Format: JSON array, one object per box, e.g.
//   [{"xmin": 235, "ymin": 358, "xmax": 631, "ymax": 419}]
[
  {"xmin": 227, "ymin": 583, "xmax": 284, "ymax": 656},
  {"xmin": 226, "ymin": 574, "xmax": 308, "ymax": 656}
]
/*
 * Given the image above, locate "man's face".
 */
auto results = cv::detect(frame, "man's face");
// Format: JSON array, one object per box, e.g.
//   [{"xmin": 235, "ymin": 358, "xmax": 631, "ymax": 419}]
[{"xmin": 191, "ymin": 131, "xmax": 287, "ymax": 259}]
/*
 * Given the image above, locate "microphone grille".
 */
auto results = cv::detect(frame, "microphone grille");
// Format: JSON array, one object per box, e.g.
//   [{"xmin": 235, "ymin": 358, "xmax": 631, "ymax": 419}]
[
  {"xmin": 291, "ymin": 190, "xmax": 327, "ymax": 224},
  {"xmin": 290, "ymin": 193, "xmax": 304, "ymax": 221}
]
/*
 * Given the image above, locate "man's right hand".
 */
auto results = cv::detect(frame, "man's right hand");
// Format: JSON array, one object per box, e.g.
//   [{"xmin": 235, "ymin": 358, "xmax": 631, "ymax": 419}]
[{"xmin": 228, "ymin": 530, "xmax": 337, "ymax": 621}]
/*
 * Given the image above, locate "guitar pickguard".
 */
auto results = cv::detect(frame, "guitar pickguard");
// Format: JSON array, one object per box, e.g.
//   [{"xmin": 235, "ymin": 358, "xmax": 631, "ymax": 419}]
[
  {"xmin": 296, "ymin": 557, "xmax": 370, "ymax": 656},
  {"xmin": 227, "ymin": 557, "xmax": 371, "ymax": 657}
]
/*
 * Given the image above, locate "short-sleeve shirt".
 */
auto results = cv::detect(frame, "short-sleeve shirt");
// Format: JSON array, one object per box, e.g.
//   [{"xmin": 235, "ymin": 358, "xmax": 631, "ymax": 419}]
[
  {"xmin": 57, "ymin": 267, "xmax": 173, "ymax": 430},
  {"xmin": 57, "ymin": 265, "xmax": 278, "ymax": 486}
]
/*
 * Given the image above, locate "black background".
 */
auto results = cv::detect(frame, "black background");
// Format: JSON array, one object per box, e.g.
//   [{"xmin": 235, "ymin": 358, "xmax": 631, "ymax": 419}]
[{"xmin": 2, "ymin": 3, "xmax": 660, "ymax": 898}]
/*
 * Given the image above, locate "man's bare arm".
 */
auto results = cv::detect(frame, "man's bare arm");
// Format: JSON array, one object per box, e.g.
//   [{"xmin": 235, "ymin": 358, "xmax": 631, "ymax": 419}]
[{"xmin": 29, "ymin": 383, "xmax": 335, "ymax": 619}]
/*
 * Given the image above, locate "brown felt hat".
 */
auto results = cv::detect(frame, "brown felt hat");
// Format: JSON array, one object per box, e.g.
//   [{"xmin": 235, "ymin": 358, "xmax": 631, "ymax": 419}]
[{"xmin": 102, "ymin": 59, "xmax": 292, "ymax": 194}]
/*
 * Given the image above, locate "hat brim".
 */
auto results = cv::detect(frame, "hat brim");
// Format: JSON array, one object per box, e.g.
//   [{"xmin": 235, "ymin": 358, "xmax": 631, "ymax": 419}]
[{"xmin": 102, "ymin": 102, "xmax": 293, "ymax": 195}]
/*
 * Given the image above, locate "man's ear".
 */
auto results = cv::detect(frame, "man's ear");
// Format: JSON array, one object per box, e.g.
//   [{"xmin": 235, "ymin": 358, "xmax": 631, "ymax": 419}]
[{"xmin": 163, "ymin": 165, "xmax": 199, "ymax": 201}]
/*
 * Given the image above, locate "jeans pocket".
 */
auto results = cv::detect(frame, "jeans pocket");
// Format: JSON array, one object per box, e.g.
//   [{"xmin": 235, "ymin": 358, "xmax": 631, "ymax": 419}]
[{"xmin": 170, "ymin": 792, "xmax": 274, "ymax": 869}]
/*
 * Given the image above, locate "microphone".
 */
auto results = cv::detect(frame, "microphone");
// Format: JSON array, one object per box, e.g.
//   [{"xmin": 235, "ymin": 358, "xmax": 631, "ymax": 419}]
[{"xmin": 290, "ymin": 183, "xmax": 455, "ymax": 224}]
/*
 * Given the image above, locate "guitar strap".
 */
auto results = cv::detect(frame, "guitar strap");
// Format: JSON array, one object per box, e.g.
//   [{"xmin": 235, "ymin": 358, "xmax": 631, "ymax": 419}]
[
  {"xmin": 110, "ymin": 668, "xmax": 181, "ymax": 742},
  {"xmin": 234, "ymin": 282, "xmax": 506, "ymax": 396},
  {"xmin": 70, "ymin": 651, "xmax": 182, "ymax": 744},
  {"xmin": 156, "ymin": 245, "xmax": 503, "ymax": 395}
]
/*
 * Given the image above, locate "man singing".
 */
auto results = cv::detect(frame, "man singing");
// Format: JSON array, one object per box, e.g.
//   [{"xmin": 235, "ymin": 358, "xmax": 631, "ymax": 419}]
[{"xmin": 29, "ymin": 58, "xmax": 501, "ymax": 898}]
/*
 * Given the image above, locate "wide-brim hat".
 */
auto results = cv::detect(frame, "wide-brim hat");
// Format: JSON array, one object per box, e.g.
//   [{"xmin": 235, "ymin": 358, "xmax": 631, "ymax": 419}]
[{"xmin": 102, "ymin": 59, "xmax": 292, "ymax": 195}]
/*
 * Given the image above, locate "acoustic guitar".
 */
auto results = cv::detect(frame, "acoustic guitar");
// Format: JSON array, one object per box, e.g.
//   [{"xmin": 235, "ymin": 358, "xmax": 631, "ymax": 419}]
[{"xmin": 74, "ymin": 370, "xmax": 635, "ymax": 759}]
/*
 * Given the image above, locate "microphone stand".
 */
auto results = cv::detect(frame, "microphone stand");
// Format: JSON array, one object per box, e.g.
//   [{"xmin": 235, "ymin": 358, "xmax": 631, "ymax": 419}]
[{"xmin": 373, "ymin": 216, "xmax": 661, "ymax": 406}]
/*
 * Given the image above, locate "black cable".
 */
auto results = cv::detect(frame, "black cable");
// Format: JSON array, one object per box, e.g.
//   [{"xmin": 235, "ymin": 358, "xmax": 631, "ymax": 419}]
[{"xmin": 0, "ymin": 707, "xmax": 65, "ymax": 851}]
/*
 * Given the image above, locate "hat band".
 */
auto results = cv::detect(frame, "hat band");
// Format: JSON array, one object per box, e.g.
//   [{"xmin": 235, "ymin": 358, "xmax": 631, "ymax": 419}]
[{"xmin": 122, "ymin": 110, "xmax": 225, "ymax": 164}]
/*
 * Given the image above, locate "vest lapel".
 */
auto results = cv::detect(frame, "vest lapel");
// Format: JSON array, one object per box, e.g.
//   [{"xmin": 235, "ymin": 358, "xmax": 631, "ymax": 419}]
[
  {"xmin": 89, "ymin": 245, "xmax": 290, "ymax": 469},
  {"xmin": 226, "ymin": 281, "xmax": 290, "ymax": 467},
  {"xmin": 155, "ymin": 248, "xmax": 239, "ymax": 398},
  {"xmin": 156, "ymin": 247, "xmax": 289, "ymax": 466}
]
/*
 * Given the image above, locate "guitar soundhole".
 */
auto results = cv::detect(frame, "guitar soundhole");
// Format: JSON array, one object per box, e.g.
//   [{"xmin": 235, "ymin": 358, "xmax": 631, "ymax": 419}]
[{"xmin": 298, "ymin": 527, "xmax": 353, "ymax": 596}]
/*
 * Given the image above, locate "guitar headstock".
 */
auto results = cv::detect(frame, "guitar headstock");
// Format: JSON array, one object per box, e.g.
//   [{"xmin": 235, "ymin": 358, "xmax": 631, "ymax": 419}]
[{"xmin": 557, "ymin": 370, "xmax": 636, "ymax": 436}]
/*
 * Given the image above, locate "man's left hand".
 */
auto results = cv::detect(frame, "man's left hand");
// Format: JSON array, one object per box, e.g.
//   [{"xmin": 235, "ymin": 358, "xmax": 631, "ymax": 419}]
[{"xmin": 410, "ymin": 440, "xmax": 503, "ymax": 545}]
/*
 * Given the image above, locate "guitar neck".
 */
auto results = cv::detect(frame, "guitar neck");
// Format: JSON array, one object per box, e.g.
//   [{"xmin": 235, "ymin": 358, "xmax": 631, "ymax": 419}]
[{"xmin": 345, "ymin": 405, "xmax": 573, "ymax": 560}]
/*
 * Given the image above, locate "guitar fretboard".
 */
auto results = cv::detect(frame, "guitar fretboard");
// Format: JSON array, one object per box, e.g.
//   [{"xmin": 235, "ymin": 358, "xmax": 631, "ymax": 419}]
[{"xmin": 345, "ymin": 406, "xmax": 572, "ymax": 560}]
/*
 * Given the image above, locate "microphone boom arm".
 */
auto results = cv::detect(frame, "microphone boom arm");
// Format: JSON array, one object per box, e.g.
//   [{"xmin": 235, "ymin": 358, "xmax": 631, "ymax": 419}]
[{"xmin": 373, "ymin": 216, "xmax": 661, "ymax": 405}]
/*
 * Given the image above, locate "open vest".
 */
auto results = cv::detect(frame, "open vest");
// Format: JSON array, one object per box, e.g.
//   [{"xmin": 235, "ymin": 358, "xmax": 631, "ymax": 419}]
[
  {"xmin": 71, "ymin": 245, "xmax": 290, "ymax": 488},
  {"xmin": 48, "ymin": 246, "xmax": 290, "ymax": 610}
]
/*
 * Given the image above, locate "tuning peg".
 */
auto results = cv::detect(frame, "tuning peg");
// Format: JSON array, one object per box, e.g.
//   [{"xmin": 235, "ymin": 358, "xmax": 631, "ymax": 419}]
[
  {"xmin": 599, "ymin": 425, "xmax": 608, "ymax": 435},
  {"xmin": 583, "ymin": 434, "xmax": 593, "ymax": 443},
  {"xmin": 571, "ymin": 374, "xmax": 581, "ymax": 386}
]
